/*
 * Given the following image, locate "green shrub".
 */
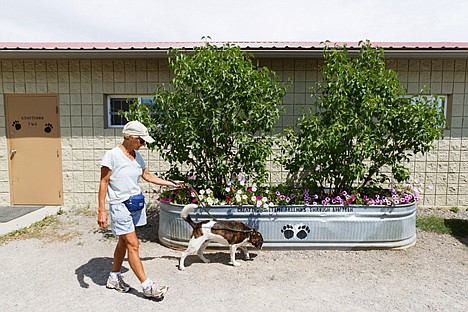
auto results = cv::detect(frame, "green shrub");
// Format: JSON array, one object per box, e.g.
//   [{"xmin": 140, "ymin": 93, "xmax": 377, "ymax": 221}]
[
  {"xmin": 279, "ymin": 41, "xmax": 446, "ymax": 196},
  {"xmin": 124, "ymin": 42, "xmax": 288, "ymax": 195}
]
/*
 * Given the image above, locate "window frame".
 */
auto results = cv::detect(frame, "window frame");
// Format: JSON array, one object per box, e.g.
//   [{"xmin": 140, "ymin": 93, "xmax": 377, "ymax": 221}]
[
  {"xmin": 106, "ymin": 95, "xmax": 155, "ymax": 128},
  {"xmin": 406, "ymin": 94, "xmax": 451, "ymax": 129}
]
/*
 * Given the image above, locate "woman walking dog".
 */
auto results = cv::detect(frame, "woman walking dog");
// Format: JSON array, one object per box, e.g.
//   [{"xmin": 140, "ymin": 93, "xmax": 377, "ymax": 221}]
[{"xmin": 98, "ymin": 120, "xmax": 181, "ymax": 299}]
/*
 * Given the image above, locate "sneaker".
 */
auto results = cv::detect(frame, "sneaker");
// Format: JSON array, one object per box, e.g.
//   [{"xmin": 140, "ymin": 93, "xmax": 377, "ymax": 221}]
[
  {"xmin": 143, "ymin": 283, "xmax": 169, "ymax": 299},
  {"xmin": 106, "ymin": 275, "xmax": 130, "ymax": 293}
]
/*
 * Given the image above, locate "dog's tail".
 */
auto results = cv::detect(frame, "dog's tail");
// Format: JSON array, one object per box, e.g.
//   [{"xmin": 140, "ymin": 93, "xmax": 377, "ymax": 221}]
[{"xmin": 180, "ymin": 204, "xmax": 198, "ymax": 229}]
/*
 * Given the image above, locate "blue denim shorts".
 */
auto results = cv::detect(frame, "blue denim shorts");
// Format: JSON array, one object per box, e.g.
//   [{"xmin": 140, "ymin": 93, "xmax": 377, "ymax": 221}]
[{"xmin": 109, "ymin": 202, "xmax": 147, "ymax": 236}]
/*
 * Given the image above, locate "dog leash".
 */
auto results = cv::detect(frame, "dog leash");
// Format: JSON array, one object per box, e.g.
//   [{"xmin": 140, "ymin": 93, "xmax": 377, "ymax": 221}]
[
  {"xmin": 167, "ymin": 180, "xmax": 219, "ymax": 220},
  {"xmin": 166, "ymin": 180, "xmax": 254, "ymax": 233}
]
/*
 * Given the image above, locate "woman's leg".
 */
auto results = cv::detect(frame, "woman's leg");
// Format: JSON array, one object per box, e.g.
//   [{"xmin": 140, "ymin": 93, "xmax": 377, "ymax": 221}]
[
  {"xmin": 111, "ymin": 236, "xmax": 127, "ymax": 273},
  {"xmin": 120, "ymin": 231, "xmax": 147, "ymax": 283}
]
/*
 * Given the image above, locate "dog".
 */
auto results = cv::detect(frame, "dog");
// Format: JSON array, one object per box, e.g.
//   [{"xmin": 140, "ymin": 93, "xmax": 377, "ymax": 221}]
[{"xmin": 178, "ymin": 204, "xmax": 264, "ymax": 270}]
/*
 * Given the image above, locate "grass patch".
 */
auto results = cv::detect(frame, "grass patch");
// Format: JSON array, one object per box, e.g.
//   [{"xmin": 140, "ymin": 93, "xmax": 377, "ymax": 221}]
[
  {"xmin": 0, "ymin": 212, "xmax": 77, "ymax": 245},
  {"xmin": 0, "ymin": 215, "xmax": 59, "ymax": 245},
  {"xmin": 417, "ymin": 215, "xmax": 468, "ymax": 237}
]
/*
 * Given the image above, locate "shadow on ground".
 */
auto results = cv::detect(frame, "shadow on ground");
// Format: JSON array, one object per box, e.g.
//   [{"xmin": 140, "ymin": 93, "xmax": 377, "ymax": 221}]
[
  {"xmin": 75, "ymin": 256, "xmax": 156, "ymax": 298},
  {"xmin": 162, "ymin": 251, "xmax": 259, "ymax": 269},
  {"xmin": 444, "ymin": 218, "xmax": 468, "ymax": 246},
  {"xmin": 136, "ymin": 206, "xmax": 160, "ymax": 244}
]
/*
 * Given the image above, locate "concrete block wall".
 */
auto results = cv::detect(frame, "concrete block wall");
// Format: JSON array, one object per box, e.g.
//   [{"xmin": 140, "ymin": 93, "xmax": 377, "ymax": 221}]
[
  {"xmin": 1, "ymin": 57, "xmax": 467, "ymax": 208},
  {"xmin": 260, "ymin": 58, "xmax": 468, "ymax": 208}
]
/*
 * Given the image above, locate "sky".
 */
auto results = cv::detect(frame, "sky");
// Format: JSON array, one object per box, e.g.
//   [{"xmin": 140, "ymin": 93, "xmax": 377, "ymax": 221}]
[{"xmin": 1, "ymin": 0, "xmax": 468, "ymax": 43}]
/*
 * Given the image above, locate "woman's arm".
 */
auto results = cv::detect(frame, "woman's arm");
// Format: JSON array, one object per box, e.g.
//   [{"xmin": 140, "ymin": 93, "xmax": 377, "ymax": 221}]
[
  {"xmin": 141, "ymin": 167, "xmax": 179, "ymax": 187},
  {"xmin": 97, "ymin": 166, "xmax": 111, "ymax": 228}
]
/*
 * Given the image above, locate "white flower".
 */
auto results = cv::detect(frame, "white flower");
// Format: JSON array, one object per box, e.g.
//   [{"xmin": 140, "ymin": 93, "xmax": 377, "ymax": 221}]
[
  {"xmin": 206, "ymin": 189, "xmax": 212, "ymax": 195},
  {"xmin": 262, "ymin": 197, "xmax": 268, "ymax": 202},
  {"xmin": 199, "ymin": 189, "xmax": 205, "ymax": 195},
  {"xmin": 256, "ymin": 200, "xmax": 262, "ymax": 207},
  {"xmin": 198, "ymin": 195, "xmax": 204, "ymax": 200},
  {"xmin": 225, "ymin": 187, "xmax": 231, "ymax": 192},
  {"xmin": 207, "ymin": 198, "xmax": 214, "ymax": 206},
  {"xmin": 242, "ymin": 194, "xmax": 248, "ymax": 200},
  {"xmin": 252, "ymin": 185, "xmax": 257, "ymax": 192},
  {"xmin": 263, "ymin": 203, "xmax": 269, "ymax": 210},
  {"xmin": 251, "ymin": 195, "xmax": 257, "ymax": 202},
  {"xmin": 269, "ymin": 202, "xmax": 274, "ymax": 207},
  {"xmin": 235, "ymin": 194, "xmax": 242, "ymax": 202},
  {"xmin": 236, "ymin": 190, "xmax": 243, "ymax": 195}
]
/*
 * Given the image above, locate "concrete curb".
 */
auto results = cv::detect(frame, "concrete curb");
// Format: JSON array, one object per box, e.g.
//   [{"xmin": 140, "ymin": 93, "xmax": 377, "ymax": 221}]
[{"xmin": 0, "ymin": 206, "xmax": 70, "ymax": 236}]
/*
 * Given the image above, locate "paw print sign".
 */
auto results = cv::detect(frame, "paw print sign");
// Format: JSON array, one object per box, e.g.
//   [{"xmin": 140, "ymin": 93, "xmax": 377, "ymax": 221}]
[
  {"xmin": 12, "ymin": 120, "xmax": 22, "ymax": 131},
  {"xmin": 44, "ymin": 123, "xmax": 53, "ymax": 133},
  {"xmin": 281, "ymin": 224, "xmax": 311, "ymax": 240}
]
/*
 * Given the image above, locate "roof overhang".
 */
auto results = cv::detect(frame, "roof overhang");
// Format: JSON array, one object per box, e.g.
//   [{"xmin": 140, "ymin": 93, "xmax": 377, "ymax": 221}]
[{"xmin": 1, "ymin": 42, "xmax": 468, "ymax": 59}]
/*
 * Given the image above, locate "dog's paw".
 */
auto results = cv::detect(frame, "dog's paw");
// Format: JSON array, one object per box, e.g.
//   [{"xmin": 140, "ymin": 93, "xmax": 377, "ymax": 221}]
[
  {"xmin": 178, "ymin": 265, "xmax": 185, "ymax": 271},
  {"xmin": 281, "ymin": 224, "xmax": 295, "ymax": 239},
  {"xmin": 230, "ymin": 261, "xmax": 241, "ymax": 267}
]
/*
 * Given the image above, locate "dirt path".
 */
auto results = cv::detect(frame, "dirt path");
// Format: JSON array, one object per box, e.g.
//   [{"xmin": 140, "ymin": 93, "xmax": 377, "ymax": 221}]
[{"xmin": 0, "ymin": 207, "xmax": 466, "ymax": 312}]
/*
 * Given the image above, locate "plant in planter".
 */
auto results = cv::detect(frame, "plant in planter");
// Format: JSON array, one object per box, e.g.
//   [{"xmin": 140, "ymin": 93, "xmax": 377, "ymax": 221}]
[
  {"xmin": 124, "ymin": 42, "xmax": 288, "ymax": 195},
  {"xmin": 278, "ymin": 40, "xmax": 446, "ymax": 200},
  {"xmin": 126, "ymin": 41, "xmax": 444, "ymax": 249}
]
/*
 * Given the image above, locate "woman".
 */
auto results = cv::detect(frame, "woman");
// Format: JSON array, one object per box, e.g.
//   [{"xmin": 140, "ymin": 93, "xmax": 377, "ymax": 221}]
[{"xmin": 98, "ymin": 120, "xmax": 179, "ymax": 299}]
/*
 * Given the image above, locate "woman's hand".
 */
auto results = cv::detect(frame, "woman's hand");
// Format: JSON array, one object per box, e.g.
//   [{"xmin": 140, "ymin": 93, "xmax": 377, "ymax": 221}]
[{"xmin": 97, "ymin": 209, "xmax": 108, "ymax": 228}]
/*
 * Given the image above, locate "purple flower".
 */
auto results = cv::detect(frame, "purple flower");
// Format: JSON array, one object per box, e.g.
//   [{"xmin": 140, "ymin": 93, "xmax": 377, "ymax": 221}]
[{"xmin": 280, "ymin": 195, "xmax": 285, "ymax": 201}]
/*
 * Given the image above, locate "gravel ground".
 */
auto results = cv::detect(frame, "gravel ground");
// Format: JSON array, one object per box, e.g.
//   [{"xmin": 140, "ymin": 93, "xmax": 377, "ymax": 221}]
[{"xmin": 0, "ymin": 206, "xmax": 466, "ymax": 312}]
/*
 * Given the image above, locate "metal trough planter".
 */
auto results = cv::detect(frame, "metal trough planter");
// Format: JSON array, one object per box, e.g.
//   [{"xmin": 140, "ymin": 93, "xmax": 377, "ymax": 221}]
[{"xmin": 158, "ymin": 202, "xmax": 416, "ymax": 249}]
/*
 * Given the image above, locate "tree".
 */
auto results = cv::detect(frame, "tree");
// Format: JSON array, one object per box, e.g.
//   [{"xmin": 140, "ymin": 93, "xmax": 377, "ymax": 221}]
[
  {"xmin": 125, "ymin": 42, "xmax": 288, "ymax": 193},
  {"xmin": 279, "ymin": 41, "xmax": 446, "ymax": 196}
]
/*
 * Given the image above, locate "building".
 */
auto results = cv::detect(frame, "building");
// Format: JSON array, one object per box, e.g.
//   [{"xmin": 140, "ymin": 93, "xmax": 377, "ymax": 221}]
[{"xmin": 1, "ymin": 42, "xmax": 467, "ymax": 209}]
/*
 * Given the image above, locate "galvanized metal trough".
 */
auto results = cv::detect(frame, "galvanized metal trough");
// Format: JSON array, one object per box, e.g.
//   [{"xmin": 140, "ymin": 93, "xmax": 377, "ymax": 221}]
[{"xmin": 158, "ymin": 202, "xmax": 416, "ymax": 249}]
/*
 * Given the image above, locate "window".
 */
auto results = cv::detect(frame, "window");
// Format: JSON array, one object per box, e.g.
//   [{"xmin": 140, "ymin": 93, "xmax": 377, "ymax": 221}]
[
  {"xmin": 405, "ymin": 94, "xmax": 450, "ymax": 128},
  {"xmin": 406, "ymin": 94, "xmax": 448, "ymax": 119},
  {"xmin": 106, "ymin": 95, "xmax": 156, "ymax": 128}
]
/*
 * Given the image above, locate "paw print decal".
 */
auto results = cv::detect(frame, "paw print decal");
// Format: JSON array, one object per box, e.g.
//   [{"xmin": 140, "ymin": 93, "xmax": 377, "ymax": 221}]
[
  {"xmin": 12, "ymin": 120, "xmax": 21, "ymax": 130},
  {"xmin": 281, "ymin": 224, "xmax": 295, "ymax": 239},
  {"xmin": 44, "ymin": 123, "xmax": 53, "ymax": 133},
  {"xmin": 281, "ymin": 224, "xmax": 311, "ymax": 240},
  {"xmin": 296, "ymin": 224, "xmax": 310, "ymax": 239}
]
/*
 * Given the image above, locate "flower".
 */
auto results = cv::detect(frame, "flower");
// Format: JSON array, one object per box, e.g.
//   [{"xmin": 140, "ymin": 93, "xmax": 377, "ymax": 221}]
[{"xmin": 157, "ymin": 176, "xmax": 424, "ymax": 210}]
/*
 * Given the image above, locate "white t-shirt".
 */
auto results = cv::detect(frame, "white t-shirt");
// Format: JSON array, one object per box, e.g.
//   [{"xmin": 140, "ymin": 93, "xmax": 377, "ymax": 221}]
[{"xmin": 101, "ymin": 146, "xmax": 146, "ymax": 204}]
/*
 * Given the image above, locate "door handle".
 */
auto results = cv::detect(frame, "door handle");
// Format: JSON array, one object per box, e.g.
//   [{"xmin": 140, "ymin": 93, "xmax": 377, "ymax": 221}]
[{"xmin": 10, "ymin": 149, "xmax": 17, "ymax": 156}]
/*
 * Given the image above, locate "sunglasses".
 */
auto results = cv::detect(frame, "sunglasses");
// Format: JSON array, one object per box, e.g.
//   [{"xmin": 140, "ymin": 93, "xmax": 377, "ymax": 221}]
[{"xmin": 135, "ymin": 137, "xmax": 145, "ymax": 145}]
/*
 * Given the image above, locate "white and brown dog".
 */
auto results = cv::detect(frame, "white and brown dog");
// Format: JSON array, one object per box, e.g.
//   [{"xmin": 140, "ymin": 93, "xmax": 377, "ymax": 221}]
[{"xmin": 179, "ymin": 204, "xmax": 263, "ymax": 270}]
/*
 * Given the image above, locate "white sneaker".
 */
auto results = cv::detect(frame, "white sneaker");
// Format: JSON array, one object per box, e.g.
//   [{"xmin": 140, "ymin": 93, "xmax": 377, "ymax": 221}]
[
  {"xmin": 106, "ymin": 275, "xmax": 130, "ymax": 293},
  {"xmin": 143, "ymin": 282, "xmax": 169, "ymax": 299}
]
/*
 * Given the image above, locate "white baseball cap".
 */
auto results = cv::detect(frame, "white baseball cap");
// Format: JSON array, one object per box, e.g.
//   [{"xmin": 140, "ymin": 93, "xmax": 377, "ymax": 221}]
[{"xmin": 122, "ymin": 121, "xmax": 155, "ymax": 144}]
